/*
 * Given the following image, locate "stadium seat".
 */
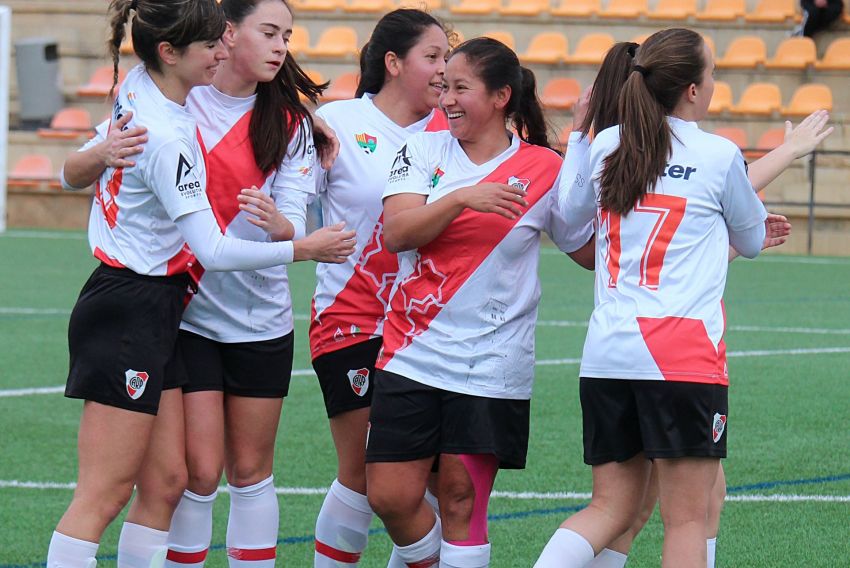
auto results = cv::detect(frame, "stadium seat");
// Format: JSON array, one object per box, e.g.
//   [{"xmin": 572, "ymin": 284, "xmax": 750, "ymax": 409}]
[
  {"xmin": 306, "ymin": 26, "xmax": 358, "ymax": 58},
  {"xmin": 288, "ymin": 26, "xmax": 309, "ymax": 58},
  {"xmin": 344, "ymin": 0, "xmax": 393, "ymax": 13},
  {"xmin": 520, "ymin": 32, "xmax": 568, "ymax": 64},
  {"xmin": 301, "ymin": 69, "xmax": 326, "ymax": 101},
  {"xmin": 449, "ymin": 0, "xmax": 499, "ymax": 15},
  {"xmin": 708, "ymin": 81, "xmax": 733, "ymax": 114},
  {"xmin": 647, "ymin": 0, "xmax": 697, "ymax": 20},
  {"xmin": 745, "ymin": 0, "xmax": 797, "ymax": 22},
  {"xmin": 398, "ymin": 0, "xmax": 442, "ymax": 9},
  {"xmin": 7, "ymin": 154, "xmax": 56, "ymax": 188},
  {"xmin": 77, "ymin": 66, "xmax": 127, "ymax": 98},
  {"xmin": 540, "ymin": 77, "xmax": 581, "ymax": 110},
  {"xmin": 480, "ymin": 31, "xmax": 516, "ymax": 50},
  {"xmin": 716, "ymin": 36, "xmax": 767, "ymax": 68},
  {"xmin": 599, "ymin": 0, "xmax": 648, "ymax": 19},
  {"xmin": 765, "ymin": 37, "xmax": 816, "ymax": 70},
  {"xmin": 321, "ymin": 71, "xmax": 359, "ymax": 102},
  {"xmin": 815, "ymin": 38, "xmax": 850, "ymax": 70},
  {"xmin": 730, "ymin": 83, "xmax": 782, "ymax": 115},
  {"xmin": 551, "ymin": 0, "xmax": 600, "ymax": 18},
  {"xmin": 566, "ymin": 33, "xmax": 615, "ymax": 64},
  {"xmin": 37, "ymin": 108, "xmax": 94, "ymax": 139},
  {"xmin": 631, "ymin": 33, "xmax": 650, "ymax": 44},
  {"xmin": 782, "ymin": 84, "xmax": 833, "ymax": 116},
  {"xmin": 499, "ymin": 0, "xmax": 550, "ymax": 17},
  {"xmin": 695, "ymin": 0, "xmax": 745, "ymax": 21},
  {"xmin": 291, "ymin": 0, "xmax": 342, "ymax": 11},
  {"xmin": 746, "ymin": 127, "xmax": 785, "ymax": 159},
  {"xmin": 713, "ymin": 127, "xmax": 748, "ymax": 149}
]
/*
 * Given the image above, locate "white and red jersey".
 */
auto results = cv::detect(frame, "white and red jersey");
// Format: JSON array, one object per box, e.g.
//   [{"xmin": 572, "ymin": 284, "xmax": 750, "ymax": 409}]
[
  {"xmin": 176, "ymin": 86, "xmax": 316, "ymax": 342},
  {"xmin": 560, "ymin": 117, "xmax": 767, "ymax": 385},
  {"xmin": 376, "ymin": 131, "xmax": 593, "ymax": 400},
  {"xmin": 309, "ymin": 94, "xmax": 448, "ymax": 359},
  {"xmin": 87, "ymin": 64, "xmax": 210, "ymax": 276}
]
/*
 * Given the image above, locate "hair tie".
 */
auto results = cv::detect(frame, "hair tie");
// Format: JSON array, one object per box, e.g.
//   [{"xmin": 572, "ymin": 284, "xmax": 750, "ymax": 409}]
[
  {"xmin": 130, "ymin": 0, "xmax": 138, "ymax": 10},
  {"xmin": 627, "ymin": 44, "xmax": 637, "ymax": 58},
  {"xmin": 633, "ymin": 64, "xmax": 649, "ymax": 77}
]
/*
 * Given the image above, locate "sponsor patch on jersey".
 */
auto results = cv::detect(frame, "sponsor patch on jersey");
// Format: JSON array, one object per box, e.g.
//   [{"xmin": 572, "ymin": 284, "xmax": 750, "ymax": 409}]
[
  {"xmin": 175, "ymin": 153, "xmax": 203, "ymax": 199},
  {"xmin": 388, "ymin": 144, "xmax": 412, "ymax": 183},
  {"xmin": 125, "ymin": 369, "xmax": 149, "ymax": 400},
  {"xmin": 507, "ymin": 176, "xmax": 530, "ymax": 191},
  {"xmin": 355, "ymin": 133, "xmax": 377, "ymax": 154},
  {"xmin": 431, "ymin": 167, "xmax": 445, "ymax": 188},
  {"xmin": 712, "ymin": 412, "xmax": 727, "ymax": 443},
  {"xmin": 299, "ymin": 165, "xmax": 313, "ymax": 177},
  {"xmin": 347, "ymin": 368, "xmax": 370, "ymax": 397}
]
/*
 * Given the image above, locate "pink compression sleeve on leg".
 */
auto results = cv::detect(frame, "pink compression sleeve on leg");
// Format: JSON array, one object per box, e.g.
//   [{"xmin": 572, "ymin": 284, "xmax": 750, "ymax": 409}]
[{"xmin": 448, "ymin": 454, "xmax": 499, "ymax": 546}]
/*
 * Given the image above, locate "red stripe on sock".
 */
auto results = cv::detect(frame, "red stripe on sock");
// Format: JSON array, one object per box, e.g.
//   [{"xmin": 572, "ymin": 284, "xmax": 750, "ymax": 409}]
[
  {"xmin": 226, "ymin": 546, "xmax": 277, "ymax": 561},
  {"xmin": 314, "ymin": 539, "xmax": 362, "ymax": 563},
  {"xmin": 166, "ymin": 549, "xmax": 209, "ymax": 563},
  {"xmin": 405, "ymin": 553, "xmax": 440, "ymax": 568}
]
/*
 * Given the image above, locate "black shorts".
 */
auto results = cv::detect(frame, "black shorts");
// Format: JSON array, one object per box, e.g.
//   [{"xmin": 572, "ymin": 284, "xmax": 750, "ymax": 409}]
[
  {"xmin": 312, "ymin": 338, "xmax": 381, "ymax": 418},
  {"xmin": 178, "ymin": 330, "xmax": 294, "ymax": 397},
  {"xmin": 365, "ymin": 369, "xmax": 531, "ymax": 469},
  {"xmin": 65, "ymin": 264, "xmax": 190, "ymax": 415},
  {"xmin": 580, "ymin": 377, "xmax": 728, "ymax": 465}
]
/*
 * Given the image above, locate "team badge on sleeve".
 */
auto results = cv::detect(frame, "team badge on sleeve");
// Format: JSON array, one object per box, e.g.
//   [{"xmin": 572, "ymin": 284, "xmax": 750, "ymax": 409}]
[
  {"xmin": 431, "ymin": 167, "xmax": 445, "ymax": 188},
  {"xmin": 347, "ymin": 368, "xmax": 370, "ymax": 397},
  {"xmin": 125, "ymin": 369, "xmax": 149, "ymax": 400},
  {"xmin": 355, "ymin": 133, "xmax": 377, "ymax": 154},
  {"xmin": 712, "ymin": 413, "xmax": 727, "ymax": 443}
]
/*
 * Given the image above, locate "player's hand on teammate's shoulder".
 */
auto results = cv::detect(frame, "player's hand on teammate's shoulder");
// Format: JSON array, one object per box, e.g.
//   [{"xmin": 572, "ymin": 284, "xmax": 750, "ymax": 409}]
[
  {"xmin": 456, "ymin": 182, "xmax": 529, "ymax": 220},
  {"xmin": 238, "ymin": 186, "xmax": 295, "ymax": 241},
  {"xmin": 101, "ymin": 110, "xmax": 148, "ymax": 169},
  {"xmin": 782, "ymin": 110, "xmax": 833, "ymax": 160},
  {"xmin": 294, "ymin": 222, "xmax": 356, "ymax": 263}
]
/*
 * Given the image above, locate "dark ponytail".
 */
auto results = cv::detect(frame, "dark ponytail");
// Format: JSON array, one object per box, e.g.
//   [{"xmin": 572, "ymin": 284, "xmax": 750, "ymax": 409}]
[
  {"xmin": 355, "ymin": 8, "xmax": 445, "ymax": 98},
  {"xmin": 600, "ymin": 28, "xmax": 705, "ymax": 215},
  {"xmin": 580, "ymin": 41, "xmax": 639, "ymax": 137},
  {"xmin": 450, "ymin": 37, "xmax": 552, "ymax": 150},
  {"xmin": 107, "ymin": 0, "xmax": 226, "ymax": 98},
  {"xmin": 221, "ymin": 0, "xmax": 330, "ymax": 174}
]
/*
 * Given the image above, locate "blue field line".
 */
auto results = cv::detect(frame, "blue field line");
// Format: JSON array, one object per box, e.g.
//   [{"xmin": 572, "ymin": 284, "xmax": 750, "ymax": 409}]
[{"xmin": 3, "ymin": 474, "xmax": 847, "ymax": 568}]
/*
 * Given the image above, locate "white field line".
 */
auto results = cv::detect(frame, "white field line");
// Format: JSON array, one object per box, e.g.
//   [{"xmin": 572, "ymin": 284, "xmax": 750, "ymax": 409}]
[
  {"xmin": 0, "ymin": 480, "xmax": 846, "ymax": 502},
  {"xmin": 2, "ymin": 346, "xmax": 849, "ymax": 399}
]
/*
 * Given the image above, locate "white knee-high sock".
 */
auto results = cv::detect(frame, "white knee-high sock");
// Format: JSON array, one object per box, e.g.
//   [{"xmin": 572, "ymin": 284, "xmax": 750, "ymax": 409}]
[
  {"xmin": 534, "ymin": 528, "xmax": 594, "ymax": 568},
  {"xmin": 390, "ymin": 517, "xmax": 442, "ymax": 568},
  {"xmin": 706, "ymin": 538, "xmax": 717, "ymax": 568},
  {"xmin": 226, "ymin": 476, "xmax": 278, "ymax": 568},
  {"xmin": 47, "ymin": 531, "xmax": 99, "ymax": 568},
  {"xmin": 165, "ymin": 489, "xmax": 217, "ymax": 568},
  {"xmin": 439, "ymin": 541, "xmax": 490, "ymax": 568},
  {"xmin": 587, "ymin": 548, "xmax": 627, "ymax": 568},
  {"xmin": 314, "ymin": 479, "xmax": 373, "ymax": 567},
  {"xmin": 117, "ymin": 522, "xmax": 168, "ymax": 568}
]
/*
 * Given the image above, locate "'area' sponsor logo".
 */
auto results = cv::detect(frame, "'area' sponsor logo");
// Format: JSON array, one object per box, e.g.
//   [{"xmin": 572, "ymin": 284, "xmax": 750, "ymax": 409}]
[
  {"xmin": 347, "ymin": 368, "xmax": 370, "ymax": 397},
  {"xmin": 176, "ymin": 153, "xmax": 203, "ymax": 198},
  {"xmin": 388, "ymin": 144, "xmax": 412, "ymax": 183},
  {"xmin": 125, "ymin": 369, "xmax": 149, "ymax": 400}
]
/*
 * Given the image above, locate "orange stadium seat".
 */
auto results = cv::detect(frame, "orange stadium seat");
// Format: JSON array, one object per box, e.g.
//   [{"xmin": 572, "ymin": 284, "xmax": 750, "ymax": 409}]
[
  {"xmin": 480, "ymin": 31, "xmax": 516, "ymax": 50},
  {"xmin": 37, "ymin": 108, "xmax": 93, "ymax": 139},
  {"xmin": 398, "ymin": 0, "xmax": 443, "ymax": 9},
  {"xmin": 599, "ymin": 0, "xmax": 648, "ymax": 19},
  {"xmin": 551, "ymin": 0, "xmax": 600, "ymax": 17},
  {"xmin": 696, "ymin": 0, "xmax": 745, "ymax": 21},
  {"xmin": 746, "ymin": 127, "xmax": 785, "ymax": 159},
  {"xmin": 765, "ymin": 37, "xmax": 816, "ymax": 69},
  {"xmin": 321, "ymin": 71, "xmax": 359, "ymax": 102},
  {"xmin": 730, "ymin": 83, "xmax": 782, "ymax": 115},
  {"xmin": 291, "ymin": 0, "xmax": 343, "ymax": 11},
  {"xmin": 745, "ymin": 0, "xmax": 797, "ymax": 22},
  {"xmin": 782, "ymin": 84, "xmax": 833, "ymax": 116},
  {"xmin": 344, "ymin": 0, "xmax": 393, "ymax": 12},
  {"xmin": 306, "ymin": 26, "xmax": 358, "ymax": 58},
  {"xmin": 815, "ymin": 38, "xmax": 850, "ymax": 70},
  {"xmin": 449, "ymin": 0, "xmax": 499, "ymax": 15},
  {"xmin": 647, "ymin": 0, "xmax": 697, "ymax": 20},
  {"xmin": 713, "ymin": 127, "xmax": 748, "ymax": 149},
  {"xmin": 708, "ymin": 81, "xmax": 733, "ymax": 114},
  {"xmin": 288, "ymin": 26, "xmax": 309, "ymax": 58},
  {"xmin": 716, "ymin": 35, "xmax": 766, "ymax": 68},
  {"xmin": 500, "ymin": 0, "xmax": 550, "ymax": 17},
  {"xmin": 567, "ymin": 33, "xmax": 615, "ymax": 64},
  {"xmin": 301, "ymin": 69, "xmax": 326, "ymax": 101},
  {"xmin": 520, "ymin": 32, "xmax": 568, "ymax": 64},
  {"xmin": 631, "ymin": 33, "xmax": 650, "ymax": 44},
  {"xmin": 7, "ymin": 154, "xmax": 56, "ymax": 188},
  {"xmin": 77, "ymin": 66, "xmax": 127, "ymax": 98},
  {"xmin": 540, "ymin": 77, "xmax": 581, "ymax": 110}
]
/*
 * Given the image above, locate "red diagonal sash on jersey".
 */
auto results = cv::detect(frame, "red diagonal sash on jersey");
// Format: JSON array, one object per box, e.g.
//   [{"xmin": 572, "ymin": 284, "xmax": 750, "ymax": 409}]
[
  {"xmin": 309, "ymin": 110, "xmax": 448, "ymax": 359},
  {"xmin": 378, "ymin": 143, "xmax": 561, "ymax": 365}
]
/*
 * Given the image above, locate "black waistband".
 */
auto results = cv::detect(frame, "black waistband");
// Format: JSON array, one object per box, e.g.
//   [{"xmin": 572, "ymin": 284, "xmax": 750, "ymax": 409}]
[{"xmin": 97, "ymin": 263, "xmax": 191, "ymax": 289}]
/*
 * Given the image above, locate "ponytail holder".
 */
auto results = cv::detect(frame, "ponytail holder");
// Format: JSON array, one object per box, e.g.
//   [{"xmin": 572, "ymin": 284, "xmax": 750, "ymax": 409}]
[
  {"xmin": 633, "ymin": 64, "xmax": 649, "ymax": 77},
  {"xmin": 130, "ymin": 0, "xmax": 138, "ymax": 10},
  {"xmin": 626, "ymin": 44, "xmax": 637, "ymax": 58}
]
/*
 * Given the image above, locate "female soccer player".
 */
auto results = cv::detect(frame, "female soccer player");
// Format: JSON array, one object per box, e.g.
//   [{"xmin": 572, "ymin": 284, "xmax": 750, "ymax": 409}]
[
  {"xmin": 50, "ymin": 1, "xmax": 352, "ymax": 566},
  {"xmin": 364, "ymin": 37, "xmax": 594, "ymax": 568},
  {"xmin": 308, "ymin": 10, "xmax": 451, "ymax": 565},
  {"xmin": 536, "ymin": 28, "xmax": 769, "ymax": 568},
  {"xmin": 555, "ymin": 40, "xmax": 832, "ymax": 568}
]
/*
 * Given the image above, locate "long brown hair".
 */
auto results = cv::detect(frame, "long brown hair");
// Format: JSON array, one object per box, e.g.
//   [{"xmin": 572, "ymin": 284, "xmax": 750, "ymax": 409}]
[
  {"xmin": 579, "ymin": 41, "xmax": 639, "ymax": 137},
  {"xmin": 221, "ymin": 0, "xmax": 329, "ymax": 174},
  {"xmin": 600, "ymin": 28, "xmax": 705, "ymax": 215},
  {"xmin": 108, "ymin": 0, "xmax": 226, "ymax": 98}
]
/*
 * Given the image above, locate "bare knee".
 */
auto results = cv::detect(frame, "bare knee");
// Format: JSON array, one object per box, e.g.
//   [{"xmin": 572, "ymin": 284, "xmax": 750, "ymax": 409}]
[
  {"xmin": 188, "ymin": 461, "xmax": 224, "ymax": 496},
  {"xmin": 368, "ymin": 484, "xmax": 422, "ymax": 522},
  {"xmin": 226, "ymin": 459, "xmax": 272, "ymax": 489},
  {"xmin": 438, "ymin": 478, "xmax": 475, "ymax": 528},
  {"xmin": 73, "ymin": 481, "xmax": 136, "ymax": 525},
  {"xmin": 140, "ymin": 464, "xmax": 189, "ymax": 511}
]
